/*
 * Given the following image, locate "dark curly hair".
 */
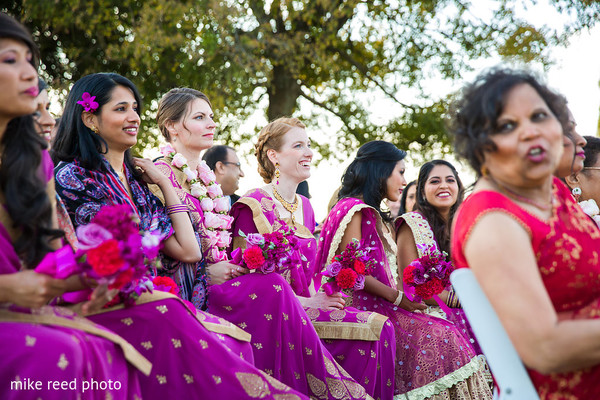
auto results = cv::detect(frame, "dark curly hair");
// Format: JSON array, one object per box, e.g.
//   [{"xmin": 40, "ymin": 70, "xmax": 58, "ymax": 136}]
[
  {"xmin": 0, "ymin": 13, "xmax": 62, "ymax": 268},
  {"xmin": 413, "ymin": 160, "xmax": 464, "ymax": 254},
  {"xmin": 449, "ymin": 68, "xmax": 570, "ymax": 176},
  {"xmin": 338, "ymin": 141, "xmax": 407, "ymax": 222}
]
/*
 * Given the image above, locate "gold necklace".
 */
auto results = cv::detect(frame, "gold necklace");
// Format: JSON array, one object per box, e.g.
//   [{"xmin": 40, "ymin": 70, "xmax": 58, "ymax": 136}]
[
  {"xmin": 272, "ymin": 186, "xmax": 299, "ymax": 225},
  {"xmin": 116, "ymin": 169, "xmax": 127, "ymax": 184}
]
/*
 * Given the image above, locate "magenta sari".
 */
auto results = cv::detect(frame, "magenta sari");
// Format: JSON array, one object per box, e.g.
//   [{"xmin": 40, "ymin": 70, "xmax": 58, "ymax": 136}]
[
  {"xmin": 0, "ymin": 151, "xmax": 143, "ymax": 400},
  {"xmin": 55, "ymin": 157, "xmax": 308, "ymax": 400},
  {"xmin": 396, "ymin": 212, "xmax": 484, "ymax": 356},
  {"xmin": 210, "ymin": 188, "xmax": 394, "ymax": 399},
  {"xmin": 317, "ymin": 197, "xmax": 493, "ymax": 399}
]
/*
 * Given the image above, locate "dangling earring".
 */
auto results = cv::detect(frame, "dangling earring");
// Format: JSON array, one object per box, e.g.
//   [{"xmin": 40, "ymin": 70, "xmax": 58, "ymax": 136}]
[
  {"xmin": 571, "ymin": 187, "xmax": 582, "ymax": 201},
  {"xmin": 275, "ymin": 162, "xmax": 280, "ymax": 185},
  {"xmin": 480, "ymin": 165, "xmax": 489, "ymax": 178},
  {"xmin": 90, "ymin": 125, "xmax": 99, "ymax": 134}
]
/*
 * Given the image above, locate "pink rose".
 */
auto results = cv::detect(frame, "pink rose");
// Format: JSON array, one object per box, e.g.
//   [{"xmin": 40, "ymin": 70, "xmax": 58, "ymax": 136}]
[
  {"xmin": 209, "ymin": 247, "xmax": 228, "ymax": 262},
  {"xmin": 203, "ymin": 212, "xmax": 221, "ymax": 229},
  {"xmin": 183, "ymin": 166, "xmax": 198, "ymax": 181},
  {"xmin": 200, "ymin": 198, "xmax": 214, "ymax": 212},
  {"xmin": 198, "ymin": 167, "xmax": 216, "ymax": 186},
  {"xmin": 161, "ymin": 144, "xmax": 176, "ymax": 157},
  {"xmin": 214, "ymin": 196, "xmax": 230, "ymax": 213},
  {"xmin": 216, "ymin": 230, "xmax": 231, "ymax": 248},
  {"xmin": 218, "ymin": 214, "xmax": 234, "ymax": 230},
  {"xmin": 204, "ymin": 229, "xmax": 220, "ymax": 247},
  {"xmin": 76, "ymin": 223, "xmax": 113, "ymax": 250},
  {"xmin": 172, "ymin": 153, "xmax": 187, "ymax": 168},
  {"xmin": 207, "ymin": 183, "xmax": 223, "ymax": 199},
  {"xmin": 190, "ymin": 182, "xmax": 207, "ymax": 198}
]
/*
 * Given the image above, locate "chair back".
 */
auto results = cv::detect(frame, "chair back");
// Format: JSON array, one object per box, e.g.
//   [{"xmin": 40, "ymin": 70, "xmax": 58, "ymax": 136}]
[{"xmin": 450, "ymin": 268, "xmax": 540, "ymax": 400}]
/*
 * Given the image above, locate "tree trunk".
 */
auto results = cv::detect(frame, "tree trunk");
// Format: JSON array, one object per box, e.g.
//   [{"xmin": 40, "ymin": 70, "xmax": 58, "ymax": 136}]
[{"xmin": 267, "ymin": 65, "xmax": 301, "ymax": 121}]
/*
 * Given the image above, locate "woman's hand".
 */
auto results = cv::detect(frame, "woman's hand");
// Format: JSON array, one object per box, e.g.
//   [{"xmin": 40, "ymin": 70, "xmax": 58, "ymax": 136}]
[
  {"xmin": 79, "ymin": 284, "xmax": 119, "ymax": 315},
  {"xmin": 0, "ymin": 270, "xmax": 69, "ymax": 308},
  {"xmin": 399, "ymin": 296, "xmax": 427, "ymax": 312},
  {"xmin": 299, "ymin": 292, "xmax": 346, "ymax": 310},
  {"xmin": 133, "ymin": 158, "xmax": 169, "ymax": 186},
  {"xmin": 208, "ymin": 261, "xmax": 250, "ymax": 285}
]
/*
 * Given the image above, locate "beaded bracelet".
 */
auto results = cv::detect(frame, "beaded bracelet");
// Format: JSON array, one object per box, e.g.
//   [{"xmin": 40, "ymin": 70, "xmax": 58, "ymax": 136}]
[
  {"xmin": 166, "ymin": 204, "xmax": 188, "ymax": 215},
  {"xmin": 393, "ymin": 290, "xmax": 403, "ymax": 306}
]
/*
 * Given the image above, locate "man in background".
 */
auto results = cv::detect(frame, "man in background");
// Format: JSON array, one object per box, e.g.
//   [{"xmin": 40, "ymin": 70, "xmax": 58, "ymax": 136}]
[{"xmin": 202, "ymin": 145, "xmax": 245, "ymax": 204}]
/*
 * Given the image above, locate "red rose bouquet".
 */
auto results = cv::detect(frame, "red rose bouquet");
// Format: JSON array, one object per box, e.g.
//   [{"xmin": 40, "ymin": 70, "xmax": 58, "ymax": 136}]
[
  {"xmin": 230, "ymin": 225, "xmax": 303, "ymax": 274},
  {"xmin": 37, "ymin": 204, "xmax": 164, "ymax": 306},
  {"xmin": 402, "ymin": 244, "xmax": 453, "ymax": 302},
  {"xmin": 322, "ymin": 239, "xmax": 374, "ymax": 295}
]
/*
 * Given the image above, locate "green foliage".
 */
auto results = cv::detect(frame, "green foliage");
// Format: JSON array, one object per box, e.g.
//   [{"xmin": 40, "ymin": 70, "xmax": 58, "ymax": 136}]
[{"xmin": 4, "ymin": 0, "xmax": 599, "ymax": 159}]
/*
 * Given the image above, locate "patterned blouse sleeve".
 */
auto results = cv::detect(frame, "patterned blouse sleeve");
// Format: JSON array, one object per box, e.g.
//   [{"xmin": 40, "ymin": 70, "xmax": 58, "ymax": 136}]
[{"xmin": 54, "ymin": 161, "xmax": 106, "ymax": 228}]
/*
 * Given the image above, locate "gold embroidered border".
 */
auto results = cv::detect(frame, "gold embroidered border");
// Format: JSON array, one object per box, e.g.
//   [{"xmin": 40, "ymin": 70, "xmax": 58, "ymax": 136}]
[
  {"xmin": 396, "ymin": 356, "xmax": 483, "ymax": 400},
  {"xmin": 399, "ymin": 212, "xmax": 437, "ymax": 257},
  {"xmin": 237, "ymin": 194, "xmax": 314, "ymax": 238},
  {"xmin": 86, "ymin": 291, "xmax": 251, "ymax": 342},
  {"xmin": 0, "ymin": 309, "xmax": 152, "ymax": 376},
  {"xmin": 325, "ymin": 203, "xmax": 370, "ymax": 264},
  {"xmin": 311, "ymin": 312, "xmax": 389, "ymax": 341}
]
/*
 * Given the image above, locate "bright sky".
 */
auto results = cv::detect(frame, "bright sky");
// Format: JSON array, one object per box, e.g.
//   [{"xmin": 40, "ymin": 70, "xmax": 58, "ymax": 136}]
[{"xmin": 235, "ymin": 24, "xmax": 600, "ymax": 222}]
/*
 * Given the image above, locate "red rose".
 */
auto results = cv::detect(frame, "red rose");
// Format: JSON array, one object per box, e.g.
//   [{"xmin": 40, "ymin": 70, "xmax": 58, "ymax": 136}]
[
  {"xmin": 109, "ymin": 269, "xmax": 134, "ymax": 290},
  {"xmin": 86, "ymin": 239, "xmax": 124, "ymax": 276},
  {"xmin": 152, "ymin": 276, "xmax": 180, "ymax": 295},
  {"xmin": 243, "ymin": 246, "xmax": 265, "ymax": 270},
  {"xmin": 403, "ymin": 264, "xmax": 416, "ymax": 284},
  {"xmin": 353, "ymin": 260, "xmax": 366, "ymax": 275},
  {"xmin": 415, "ymin": 277, "xmax": 445, "ymax": 300},
  {"xmin": 336, "ymin": 268, "xmax": 358, "ymax": 289}
]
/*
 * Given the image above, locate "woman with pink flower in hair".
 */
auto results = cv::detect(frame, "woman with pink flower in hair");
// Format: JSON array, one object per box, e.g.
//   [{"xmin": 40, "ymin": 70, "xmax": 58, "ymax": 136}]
[
  {"xmin": 150, "ymin": 88, "xmax": 241, "ymax": 310},
  {"xmin": 210, "ymin": 117, "xmax": 398, "ymax": 399},
  {"xmin": 316, "ymin": 141, "xmax": 492, "ymax": 399}
]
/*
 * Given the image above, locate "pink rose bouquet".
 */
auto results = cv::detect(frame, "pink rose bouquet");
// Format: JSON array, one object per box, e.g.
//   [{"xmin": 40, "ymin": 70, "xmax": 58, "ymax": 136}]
[
  {"xmin": 230, "ymin": 225, "xmax": 303, "ymax": 274},
  {"xmin": 322, "ymin": 239, "xmax": 374, "ymax": 295},
  {"xmin": 403, "ymin": 244, "xmax": 453, "ymax": 302},
  {"xmin": 37, "ymin": 204, "xmax": 164, "ymax": 306}
]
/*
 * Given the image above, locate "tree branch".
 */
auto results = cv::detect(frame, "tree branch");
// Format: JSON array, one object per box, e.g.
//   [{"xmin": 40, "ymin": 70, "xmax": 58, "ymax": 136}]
[{"xmin": 299, "ymin": 86, "xmax": 356, "ymax": 133}]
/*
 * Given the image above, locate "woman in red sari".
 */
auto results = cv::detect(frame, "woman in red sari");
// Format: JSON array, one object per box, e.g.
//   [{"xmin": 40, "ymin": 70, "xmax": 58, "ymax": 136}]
[{"xmin": 450, "ymin": 68, "xmax": 600, "ymax": 399}]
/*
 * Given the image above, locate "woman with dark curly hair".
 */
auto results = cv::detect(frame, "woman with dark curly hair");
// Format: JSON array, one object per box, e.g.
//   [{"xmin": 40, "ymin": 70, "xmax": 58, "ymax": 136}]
[{"xmin": 450, "ymin": 68, "xmax": 600, "ymax": 399}]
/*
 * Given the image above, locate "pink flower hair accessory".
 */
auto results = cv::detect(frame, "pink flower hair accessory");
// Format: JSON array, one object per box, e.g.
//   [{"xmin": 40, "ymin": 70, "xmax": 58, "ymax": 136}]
[{"xmin": 77, "ymin": 92, "xmax": 99, "ymax": 113}]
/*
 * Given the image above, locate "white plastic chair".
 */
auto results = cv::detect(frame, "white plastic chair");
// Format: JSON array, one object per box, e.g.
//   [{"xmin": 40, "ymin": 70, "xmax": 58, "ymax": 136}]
[{"xmin": 450, "ymin": 268, "xmax": 540, "ymax": 400}]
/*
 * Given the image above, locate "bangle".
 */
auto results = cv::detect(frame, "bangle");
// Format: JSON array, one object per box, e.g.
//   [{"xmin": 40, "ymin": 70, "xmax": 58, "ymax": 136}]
[
  {"xmin": 166, "ymin": 204, "xmax": 188, "ymax": 215},
  {"xmin": 393, "ymin": 290, "xmax": 403, "ymax": 306},
  {"xmin": 447, "ymin": 287, "xmax": 461, "ymax": 308}
]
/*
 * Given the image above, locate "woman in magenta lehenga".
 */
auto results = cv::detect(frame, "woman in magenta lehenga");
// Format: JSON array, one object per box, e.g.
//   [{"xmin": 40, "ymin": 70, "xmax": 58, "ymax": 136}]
[
  {"xmin": 395, "ymin": 160, "xmax": 485, "ymax": 359},
  {"xmin": 0, "ymin": 15, "xmax": 142, "ymax": 399},
  {"xmin": 52, "ymin": 72, "xmax": 308, "ymax": 399},
  {"xmin": 316, "ymin": 141, "xmax": 492, "ymax": 399},
  {"xmin": 210, "ymin": 117, "xmax": 395, "ymax": 400}
]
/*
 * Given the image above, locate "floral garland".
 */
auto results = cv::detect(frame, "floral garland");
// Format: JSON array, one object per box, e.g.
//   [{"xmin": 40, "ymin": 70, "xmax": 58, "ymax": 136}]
[
  {"xmin": 579, "ymin": 199, "xmax": 600, "ymax": 229},
  {"xmin": 160, "ymin": 144, "xmax": 233, "ymax": 263}
]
